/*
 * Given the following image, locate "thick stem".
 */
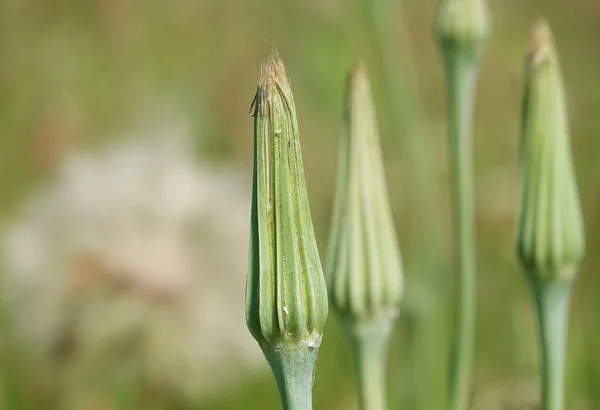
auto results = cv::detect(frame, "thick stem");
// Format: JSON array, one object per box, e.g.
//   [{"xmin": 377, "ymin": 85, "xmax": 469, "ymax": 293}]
[
  {"xmin": 533, "ymin": 281, "xmax": 572, "ymax": 410},
  {"xmin": 263, "ymin": 345, "xmax": 319, "ymax": 410},
  {"xmin": 446, "ymin": 58, "xmax": 478, "ymax": 410},
  {"xmin": 348, "ymin": 321, "xmax": 392, "ymax": 410}
]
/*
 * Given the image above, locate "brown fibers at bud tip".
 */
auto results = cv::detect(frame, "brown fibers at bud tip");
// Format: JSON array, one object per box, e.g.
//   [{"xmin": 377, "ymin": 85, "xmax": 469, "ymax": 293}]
[
  {"xmin": 249, "ymin": 46, "xmax": 289, "ymax": 117},
  {"xmin": 530, "ymin": 19, "xmax": 553, "ymax": 66},
  {"xmin": 260, "ymin": 46, "xmax": 288, "ymax": 88}
]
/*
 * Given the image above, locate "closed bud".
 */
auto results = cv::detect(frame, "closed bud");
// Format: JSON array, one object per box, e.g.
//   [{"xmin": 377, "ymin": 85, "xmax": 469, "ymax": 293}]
[
  {"xmin": 516, "ymin": 22, "xmax": 585, "ymax": 283},
  {"xmin": 435, "ymin": 0, "xmax": 490, "ymax": 61},
  {"xmin": 327, "ymin": 63, "xmax": 403, "ymax": 328},
  {"xmin": 246, "ymin": 47, "xmax": 328, "ymax": 353}
]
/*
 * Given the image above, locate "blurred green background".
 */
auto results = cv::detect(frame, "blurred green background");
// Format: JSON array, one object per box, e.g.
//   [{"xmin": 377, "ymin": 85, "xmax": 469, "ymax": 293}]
[{"xmin": 1, "ymin": 0, "xmax": 599, "ymax": 409}]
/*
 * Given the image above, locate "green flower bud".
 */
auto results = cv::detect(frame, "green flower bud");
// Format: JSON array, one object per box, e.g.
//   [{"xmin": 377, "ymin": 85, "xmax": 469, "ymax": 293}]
[
  {"xmin": 246, "ymin": 47, "xmax": 328, "ymax": 353},
  {"xmin": 326, "ymin": 63, "xmax": 403, "ymax": 410},
  {"xmin": 326, "ymin": 63, "xmax": 403, "ymax": 328},
  {"xmin": 435, "ymin": 0, "xmax": 490, "ymax": 61},
  {"xmin": 516, "ymin": 22, "xmax": 585, "ymax": 284}
]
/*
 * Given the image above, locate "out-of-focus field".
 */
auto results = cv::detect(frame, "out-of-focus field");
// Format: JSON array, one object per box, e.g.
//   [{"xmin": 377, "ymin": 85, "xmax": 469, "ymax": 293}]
[{"xmin": 1, "ymin": 0, "xmax": 599, "ymax": 409}]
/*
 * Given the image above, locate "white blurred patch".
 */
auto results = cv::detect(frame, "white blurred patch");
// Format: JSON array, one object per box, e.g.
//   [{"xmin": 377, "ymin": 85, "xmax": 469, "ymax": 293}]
[{"xmin": 1, "ymin": 118, "xmax": 266, "ymax": 401}]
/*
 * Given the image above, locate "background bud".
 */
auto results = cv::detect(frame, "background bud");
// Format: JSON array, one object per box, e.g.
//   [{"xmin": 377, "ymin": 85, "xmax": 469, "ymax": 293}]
[
  {"xmin": 327, "ymin": 63, "xmax": 403, "ymax": 327},
  {"xmin": 435, "ymin": 0, "xmax": 490, "ymax": 61},
  {"xmin": 326, "ymin": 63, "xmax": 403, "ymax": 410},
  {"xmin": 516, "ymin": 21, "xmax": 585, "ymax": 283}
]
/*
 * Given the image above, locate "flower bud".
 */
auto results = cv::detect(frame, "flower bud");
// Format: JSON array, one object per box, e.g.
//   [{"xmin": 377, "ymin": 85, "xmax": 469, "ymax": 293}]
[
  {"xmin": 326, "ymin": 63, "xmax": 403, "ymax": 327},
  {"xmin": 435, "ymin": 0, "xmax": 490, "ymax": 61},
  {"xmin": 246, "ymin": 48, "xmax": 328, "ymax": 351},
  {"xmin": 516, "ymin": 22, "xmax": 585, "ymax": 283}
]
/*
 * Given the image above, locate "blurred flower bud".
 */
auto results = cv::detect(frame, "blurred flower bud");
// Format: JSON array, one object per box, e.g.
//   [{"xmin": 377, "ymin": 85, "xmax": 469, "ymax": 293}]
[
  {"xmin": 326, "ymin": 63, "xmax": 403, "ymax": 328},
  {"xmin": 435, "ymin": 0, "xmax": 490, "ymax": 61},
  {"xmin": 516, "ymin": 21, "xmax": 585, "ymax": 283},
  {"xmin": 246, "ymin": 48, "xmax": 328, "ymax": 353}
]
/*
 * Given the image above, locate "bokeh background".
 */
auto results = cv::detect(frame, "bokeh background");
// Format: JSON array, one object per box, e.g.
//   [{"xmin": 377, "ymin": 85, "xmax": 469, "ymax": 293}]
[{"xmin": 1, "ymin": 0, "xmax": 599, "ymax": 409}]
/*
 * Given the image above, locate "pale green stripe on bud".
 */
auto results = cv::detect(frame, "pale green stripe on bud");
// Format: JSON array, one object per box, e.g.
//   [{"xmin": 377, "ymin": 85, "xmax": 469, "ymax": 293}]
[
  {"xmin": 327, "ymin": 63, "xmax": 403, "ymax": 326},
  {"xmin": 516, "ymin": 21, "xmax": 585, "ymax": 284},
  {"xmin": 246, "ymin": 47, "xmax": 328, "ymax": 410},
  {"xmin": 326, "ymin": 64, "xmax": 403, "ymax": 410}
]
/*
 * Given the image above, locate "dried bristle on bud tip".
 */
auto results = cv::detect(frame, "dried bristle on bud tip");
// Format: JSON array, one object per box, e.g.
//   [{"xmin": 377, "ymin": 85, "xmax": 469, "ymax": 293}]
[
  {"xmin": 260, "ymin": 47, "xmax": 288, "ymax": 89},
  {"xmin": 529, "ymin": 20, "xmax": 552, "ymax": 65},
  {"xmin": 249, "ymin": 47, "xmax": 290, "ymax": 117}
]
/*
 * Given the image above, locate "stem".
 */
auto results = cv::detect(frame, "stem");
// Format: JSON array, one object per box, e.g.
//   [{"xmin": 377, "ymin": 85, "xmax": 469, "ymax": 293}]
[
  {"xmin": 445, "ymin": 58, "xmax": 478, "ymax": 410},
  {"xmin": 263, "ymin": 345, "xmax": 319, "ymax": 410},
  {"xmin": 348, "ymin": 321, "xmax": 392, "ymax": 410},
  {"xmin": 533, "ymin": 281, "xmax": 572, "ymax": 410},
  {"xmin": 363, "ymin": 2, "xmax": 449, "ymax": 408}
]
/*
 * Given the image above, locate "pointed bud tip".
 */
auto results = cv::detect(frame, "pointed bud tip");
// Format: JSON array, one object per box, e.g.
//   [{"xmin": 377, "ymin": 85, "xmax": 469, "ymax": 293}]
[
  {"xmin": 351, "ymin": 60, "xmax": 367, "ymax": 77},
  {"xmin": 260, "ymin": 46, "xmax": 289, "ymax": 90},
  {"xmin": 348, "ymin": 60, "xmax": 371, "ymax": 95},
  {"xmin": 530, "ymin": 19, "xmax": 553, "ymax": 65}
]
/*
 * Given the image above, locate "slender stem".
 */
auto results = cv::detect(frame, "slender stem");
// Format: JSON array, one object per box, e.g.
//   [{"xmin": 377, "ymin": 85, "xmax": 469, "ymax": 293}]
[
  {"xmin": 363, "ymin": 2, "xmax": 449, "ymax": 408},
  {"xmin": 445, "ymin": 58, "xmax": 478, "ymax": 410},
  {"xmin": 348, "ymin": 321, "xmax": 392, "ymax": 410},
  {"xmin": 263, "ymin": 345, "xmax": 319, "ymax": 410},
  {"xmin": 532, "ymin": 281, "xmax": 572, "ymax": 410}
]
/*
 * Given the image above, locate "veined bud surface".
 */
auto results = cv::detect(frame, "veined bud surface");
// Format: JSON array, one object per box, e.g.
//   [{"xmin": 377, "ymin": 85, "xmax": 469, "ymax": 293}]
[
  {"xmin": 246, "ymin": 48, "xmax": 328, "ymax": 352},
  {"xmin": 326, "ymin": 64, "xmax": 403, "ymax": 327}
]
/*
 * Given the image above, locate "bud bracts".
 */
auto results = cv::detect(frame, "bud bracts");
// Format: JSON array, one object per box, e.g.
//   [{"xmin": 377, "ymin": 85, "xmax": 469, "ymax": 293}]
[{"xmin": 246, "ymin": 48, "xmax": 329, "ymax": 350}]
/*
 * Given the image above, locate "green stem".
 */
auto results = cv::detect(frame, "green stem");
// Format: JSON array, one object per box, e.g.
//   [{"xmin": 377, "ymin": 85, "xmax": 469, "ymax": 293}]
[
  {"xmin": 363, "ymin": 2, "xmax": 449, "ymax": 409},
  {"xmin": 364, "ymin": 1, "xmax": 453, "ymax": 408},
  {"xmin": 446, "ymin": 58, "xmax": 478, "ymax": 410},
  {"xmin": 348, "ymin": 321, "xmax": 392, "ymax": 410},
  {"xmin": 264, "ymin": 345, "xmax": 319, "ymax": 410},
  {"xmin": 533, "ymin": 281, "xmax": 572, "ymax": 410}
]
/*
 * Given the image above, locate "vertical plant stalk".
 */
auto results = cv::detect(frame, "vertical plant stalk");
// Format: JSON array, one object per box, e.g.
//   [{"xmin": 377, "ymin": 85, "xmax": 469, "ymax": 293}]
[
  {"xmin": 246, "ymin": 47, "xmax": 329, "ymax": 410},
  {"xmin": 361, "ymin": 2, "xmax": 450, "ymax": 408},
  {"xmin": 327, "ymin": 66, "xmax": 403, "ymax": 410},
  {"xmin": 446, "ymin": 58, "xmax": 478, "ymax": 410},
  {"xmin": 532, "ymin": 282, "xmax": 571, "ymax": 410},
  {"xmin": 349, "ymin": 322, "xmax": 392, "ymax": 410},
  {"xmin": 265, "ymin": 347, "xmax": 319, "ymax": 410},
  {"xmin": 435, "ymin": 1, "xmax": 489, "ymax": 409},
  {"xmin": 516, "ymin": 22, "xmax": 585, "ymax": 410}
]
